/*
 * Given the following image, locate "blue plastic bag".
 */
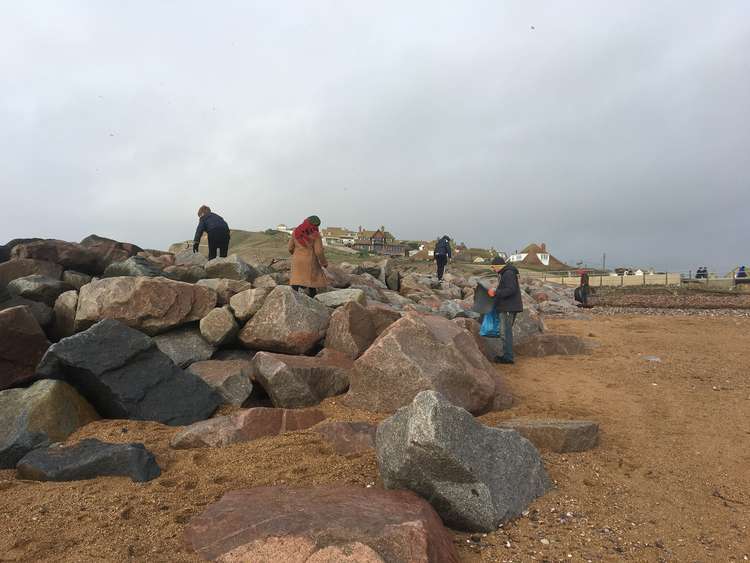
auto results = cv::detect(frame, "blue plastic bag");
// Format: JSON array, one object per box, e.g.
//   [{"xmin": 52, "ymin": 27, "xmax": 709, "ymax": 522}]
[{"xmin": 479, "ymin": 310, "xmax": 500, "ymax": 337}]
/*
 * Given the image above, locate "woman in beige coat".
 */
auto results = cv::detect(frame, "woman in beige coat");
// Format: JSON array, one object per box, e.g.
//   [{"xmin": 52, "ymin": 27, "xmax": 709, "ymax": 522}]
[{"xmin": 288, "ymin": 215, "xmax": 328, "ymax": 297}]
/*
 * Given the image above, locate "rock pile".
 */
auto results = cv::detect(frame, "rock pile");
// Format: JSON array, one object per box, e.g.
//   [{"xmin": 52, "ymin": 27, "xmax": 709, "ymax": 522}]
[{"xmin": 1, "ymin": 234, "xmax": 601, "ymax": 556}]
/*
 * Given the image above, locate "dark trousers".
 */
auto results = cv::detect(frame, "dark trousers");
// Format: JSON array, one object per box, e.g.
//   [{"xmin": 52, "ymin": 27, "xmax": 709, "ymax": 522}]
[
  {"xmin": 501, "ymin": 312, "xmax": 517, "ymax": 360},
  {"xmin": 207, "ymin": 230, "xmax": 230, "ymax": 260},
  {"xmin": 293, "ymin": 285, "xmax": 317, "ymax": 298},
  {"xmin": 435, "ymin": 254, "xmax": 448, "ymax": 280}
]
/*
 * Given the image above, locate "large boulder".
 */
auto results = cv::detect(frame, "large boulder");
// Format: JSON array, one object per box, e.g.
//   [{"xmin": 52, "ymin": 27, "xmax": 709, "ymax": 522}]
[
  {"xmin": 0, "ymin": 296, "xmax": 53, "ymax": 328},
  {"xmin": 187, "ymin": 360, "xmax": 254, "ymax": 406},
  {"xmin": 61, "ymin": 270, "xmax": 92, "ymax": 290},
  {"xmin": 513, "ymin": 308, "xmax": 546, "ymax": 345},
  {"xmin": 199, "ymin": 306, "xmax": 239, "ymax": 347},
  {"xmin": 102, "ymin": 255, "xmax": 163, "ymax": 278},
  {"xmin": 345, "ymin": 313, "xmax": 498, "ymax": 414},
  {"xmin": 16, "ymin": 438, "xmax": 160, "ymax": 482},
  {"xmin": 366, "ymin": 303, "xmax": 402, "ymax": 335},
  {"xmin": 11, "ymin": 239, "xmax": 103, "ymax": 275},
  {"xmin": 496, "ymin": 419, "xmax": 599, "ymax": 453},
  {"xmin": 184, "ymin": 486, "xmax": 458, "ymax": 563},
  {"xmin": 196, "ymin": 278, "xmax": 253, "ymax": 306},
  {"xmin": 205, "ymin": 255, "xmax": 258, "ymax": 282},
  {"xmin": 0, "ymin": 306, "xmax": 50, "ymax": 390},
  {"xmin": 323, "ymin": 264, "xmax": 353, "ymax": 288},
  {"xmin": 37, "ymin": 319, "xmax": 221, "ymax": 425},
  {"xmin": 7, "ymin": 275, "xmax": 73, "ymax": 306},
  {"xmin": 314, "ymin": 288, "xmax": 367, "ymax": 308},
  {"xmin": 379, "ymin": 289, "xmax": 414, "ymax": 309},
  {"xmin": 138, "ymin": 249, "xmax": 175, "ymax": 268},
  {"xmin": 174, "ymin": 249, "xmax": 208, "ymax": 267},
  {"xmin": 323, "ymin": 301, "xmax": 376, "ymax": 359},
  {"xmin": 228, "ymin": 287, "xmax": 271, "ymax": 322},
  {"xmin": 252, "ymin": 274, "xmax": 278, "ymax": 288},
  {"xmin": 170, "ymin": 407, "xmax": 325, "ymax": 449},
  {"xmin": 251, "ymin": 351, "xmax": 351, "ymax": 408},
  {"xmin": 377, "ymin": 391, "xmax": 551, "ymax": 532},
  {"xmin": 162, "ymin": 264, "xmax": 206, "ymax": 283},
  {"xmin": 74, "ymin": 276, "xmax": 217, "ymax": 335},
  {"xmin": 0, "ymin": 258, "xmax": 63, "ymax": 287},
  {"xmin": 0, "ymin": 379, "xmax": 99, "ymax": 469},
  {"xmin": 0, "ymin": 238, "xmax": 44, "ymax": 264},
  {"xmin": 153, "ymin": 327, "xmax": 216, "ymax": 367},
  {"xmin": 238, "ymin": 286, "xmax": 331, "ymax": 354},
  {"xmin": 79, "ymin": 234, "xmax": 143, "ymax": 271},
  {"xmin": 52, "ymin": 290, "xmax": 78, "ymax": 340}
]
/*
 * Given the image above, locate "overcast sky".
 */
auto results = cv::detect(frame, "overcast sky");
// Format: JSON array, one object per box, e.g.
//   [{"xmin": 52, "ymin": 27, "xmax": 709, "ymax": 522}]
[{"xmin": 2, "ymin": 1, "xmax": 748, "ymax": 272}]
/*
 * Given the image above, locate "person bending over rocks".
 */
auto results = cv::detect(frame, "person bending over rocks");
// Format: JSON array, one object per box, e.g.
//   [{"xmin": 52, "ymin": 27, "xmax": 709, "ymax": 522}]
[
  {"xmin": 488, "ymin": 256, "xmax": 523, "ymax": 364},
  {"xmin": 193, "ymin": 205, "xmax": 230, "ymax": 259},
  {"xmin": 288, "ymin": 215, "xmax": 328, "ymax": 297}
]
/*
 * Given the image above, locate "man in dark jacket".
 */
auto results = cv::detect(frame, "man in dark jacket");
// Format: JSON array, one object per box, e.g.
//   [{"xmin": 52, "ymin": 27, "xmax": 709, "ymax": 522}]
[
  {"xmin": 488, "ymin": 256, "xmax": 523, "ymax": 364},
  {"xmin": 434, "ymin": 235, "xmax": 452, "ymax": 281},
  {"xmin": 194, "ymin": 205, "xmax": 230, "ymax": 259}
]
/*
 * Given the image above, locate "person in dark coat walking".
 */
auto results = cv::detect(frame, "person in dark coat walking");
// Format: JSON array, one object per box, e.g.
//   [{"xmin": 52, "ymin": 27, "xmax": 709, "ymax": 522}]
[
  {"xmin": 488, "ymin": 256, "xmax": 523, "ymax": 364},
  {"xmin": 579, "ymin": 270, "xmax": 591, "ymax": 307},
  {"xmin": 434, "ymin": 235, "xmax": 452, "ymax": 281},
  {"xmin": 193, "ymin": 205, "xmax": 230, "ymax": 259}
]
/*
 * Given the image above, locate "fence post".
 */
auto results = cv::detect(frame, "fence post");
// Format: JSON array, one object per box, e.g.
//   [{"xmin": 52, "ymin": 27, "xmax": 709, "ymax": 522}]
[
  {"xmin": 665, "ymin": 272, "xmax": 668, "ymax": 285},
  {"xmin": 620, "ymin": 275, "xmax": 624, "ymax": 287}
]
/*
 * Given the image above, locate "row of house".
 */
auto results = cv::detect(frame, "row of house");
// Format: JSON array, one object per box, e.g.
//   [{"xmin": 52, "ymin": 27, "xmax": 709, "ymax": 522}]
[
  {"xmin": 276, "ymin": 224, "xmax": 410, "ymax": 257},
  {"xmin": 275, "ymin": 224, "xmax": 573, "ymax": 271}
]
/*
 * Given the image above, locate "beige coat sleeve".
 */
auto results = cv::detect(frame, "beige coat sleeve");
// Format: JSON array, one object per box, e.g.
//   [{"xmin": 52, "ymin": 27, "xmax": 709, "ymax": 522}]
[
  {"xmin": 313, "ymin": 236, "xmax": 328, "ymax": 268},
  {"xmin": 288, "ymin": 237, "xmax": 295, "ymax": 255}
]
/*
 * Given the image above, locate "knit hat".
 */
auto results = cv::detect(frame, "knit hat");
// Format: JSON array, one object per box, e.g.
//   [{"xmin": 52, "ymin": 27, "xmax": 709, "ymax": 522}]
[
  {"xmin": 491, "ymin": 256, "xmax": 506, "ymax": 266},
  {"xmin": 307, "ymin": 215, "xmax": 321, "ymax": 226}
]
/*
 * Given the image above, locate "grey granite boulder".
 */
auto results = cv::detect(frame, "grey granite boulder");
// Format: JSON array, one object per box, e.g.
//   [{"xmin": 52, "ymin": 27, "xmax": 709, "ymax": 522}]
[
  {"xmin": 37, "ymin": 319, "xmax": 220, "ymax": 425},
  {"xmin": 62, "ymin": 270, "xmax": 92, "ymax": 290},
  {"xmin": 251, "ymin": 351, "xmax": 351, "ymax": 408},
  {"xmin": 0, "ymin": 380, "xmax": 98, "ymax": 469},
  {"xmin": 103, "ymin": 255, "xmax": 163, "ymax": 278},
  {"xmin": 199, "ymin": 306, "xmax": 239, "ymax": 346},
  {"xmin": 376, "ymin": 391, "xmax": 551, "ymax": 532},
  {"xmin": 153, "ymin": 326, "xmax": 216, "ymax": 367},
  {"xmin": 52, "ymin": 290, "xmax": 78, "ymax": 340},
  {"xmin": 16, "ymin": 438, "xmax": 160, "ymax": 482},
  {"xmin": 187, "ymin": 360, "xmax": 254, "ymax": 406},
  {"xmin": 314, "ymin": 288, "xmax": 367, "ymax": 308},
  {"xmin": 205, "ymin": 255, "xmax": 258, "ymax": 282},
  {"xmin": 7, "ymin": 275, "xmax": 73, "ymax": 306},
  {"xmin": 196, "ymin": 278, "xmax": 253, "ymax": 305},
  {"xmin": 228, "ymin": 287, "xmax": 271, "ymax": 322}
]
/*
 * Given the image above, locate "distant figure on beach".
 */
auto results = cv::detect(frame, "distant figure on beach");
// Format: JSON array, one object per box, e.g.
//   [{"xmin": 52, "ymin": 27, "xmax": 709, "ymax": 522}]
[
  {"xmin": 736, "ymin": 265, "xmax": 748, "ymax": 285},
  {"xmin": 288, "ymin": 215, "xmax": 328, "ymax": 297},
  {"xmin": 434, "ymin": 235, "xmax": 452, "ymax": 281},
  {"xmin": 576, "ymin": 269, "xmax": 592, "ymax": 307},
  {"xmin": 487, "ymin": 256, "xmax": 523, "ymax": 364},
  {"xmin": 193, "ymin": 205, "xmax": 230, "ymax": 259}
]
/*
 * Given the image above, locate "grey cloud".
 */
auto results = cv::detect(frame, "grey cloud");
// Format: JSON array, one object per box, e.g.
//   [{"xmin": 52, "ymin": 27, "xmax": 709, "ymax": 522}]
[{"xmin": 1, "ymin": 0, "xmax": 748, "ymax": 272}]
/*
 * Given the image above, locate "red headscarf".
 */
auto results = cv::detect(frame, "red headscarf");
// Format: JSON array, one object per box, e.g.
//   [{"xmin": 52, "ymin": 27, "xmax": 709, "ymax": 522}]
[{"xmin": 293, "ymin": 218, "xmax": 320, "ymax": 247}]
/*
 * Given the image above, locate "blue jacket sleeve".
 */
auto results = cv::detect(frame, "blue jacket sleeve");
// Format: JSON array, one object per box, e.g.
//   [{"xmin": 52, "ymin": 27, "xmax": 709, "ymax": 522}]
[{"xmin": 194, "ymin": 217, "xmax": 206, "ymax": 244}]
